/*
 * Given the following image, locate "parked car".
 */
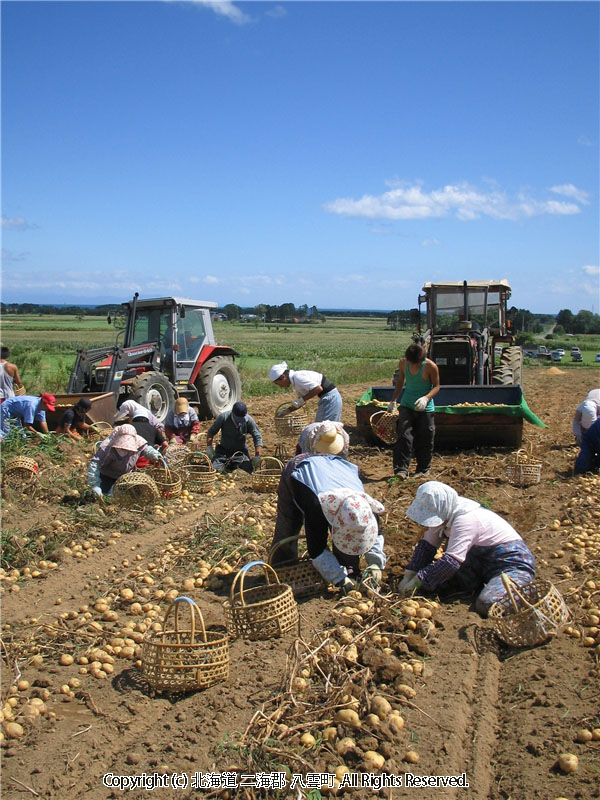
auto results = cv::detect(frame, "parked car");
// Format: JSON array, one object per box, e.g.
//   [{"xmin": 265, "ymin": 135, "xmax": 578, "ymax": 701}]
[
  {"xmin": 570, "ymin": 346, "xmax": 581, "ymax": 356},
  {"xmin": 556, "ymin": 349, "xmax": 565, "ymax": 357},
  {"xmin": 523, "ymin": 350, "xmax": 537, "ymax": 359},
  {"xmin": 572, "ymin": 351, "xmax": 583, "ymax": 362},
  {"xmin": 550, "ymin": 351, "xmax": 563, "ymax": 362},
  {"xmin": 595, "ymin": 353, "xmax": 600, "ymax": 363}
]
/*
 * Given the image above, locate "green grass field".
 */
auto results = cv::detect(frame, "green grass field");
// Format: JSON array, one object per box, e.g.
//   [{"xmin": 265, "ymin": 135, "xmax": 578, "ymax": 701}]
[{"xmin": 2, "ymin": 314, "xmax": 597, "ymax": 397}]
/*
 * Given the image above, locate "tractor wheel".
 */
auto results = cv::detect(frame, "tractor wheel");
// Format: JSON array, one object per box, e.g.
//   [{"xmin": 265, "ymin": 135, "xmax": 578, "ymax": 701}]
[
  {"xmin": 130, "ymin": 372, "xmax": 176, "ymax": 424},
  {"xmin": 196, "ymin": 356, "xmax": 242, "ymax": 419},
  {"xmin": 501, "ymin": 346, "xmax": 523, "ymax": 386}
]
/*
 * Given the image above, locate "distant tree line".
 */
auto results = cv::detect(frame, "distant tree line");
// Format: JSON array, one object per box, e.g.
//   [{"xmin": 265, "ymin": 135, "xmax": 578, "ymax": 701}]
[
  {"xmin": 1, "ymin": 303, "xmax": 118, "ymax": 316},
  {"xmin": 223, "ymin": 303, "xmax": 326, "ymax": 323},
  {"xmin": 554, "ymin": 308, "xmax": 600, "ymax": 335}
]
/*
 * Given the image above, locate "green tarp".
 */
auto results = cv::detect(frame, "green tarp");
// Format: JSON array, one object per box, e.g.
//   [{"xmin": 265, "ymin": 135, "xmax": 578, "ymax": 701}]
[{"xmin": 356, "ymin": 388, "xmax": 546, "ymax": 428}]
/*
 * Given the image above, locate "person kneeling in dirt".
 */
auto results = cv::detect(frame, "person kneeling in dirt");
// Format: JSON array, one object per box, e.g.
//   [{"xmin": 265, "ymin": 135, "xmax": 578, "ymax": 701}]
[
  {"xmin": 206, "ymin": 401, "xmax": 263, "ymax": 474},
  {"xmin": 270, "ymin": 427, "xmax": 386, "ymax": 593},
  {"xmin": 55, "ymin": 398, "xmax": 93, "ymax": 440},
  {"xmin": 572, "ymin": 388, "xmax": 600, "ymax": 445},
  {"xmin": 398, "ymin": 481, "xmax": 535, "ymax": 617},
  {"xmin": 574, "ymin": 417, "xmax": 600, "ymax": 475},
  {"xmin": 130, "ymin": 409, "xmax": 168, "ymax": 468},
  {"xmin": 164, "ymin": 398, "xmax": 200, "ymax": 444},
  {"xmin": 87, "ymin": 424, "xmax": 167, "ymax": 497}
]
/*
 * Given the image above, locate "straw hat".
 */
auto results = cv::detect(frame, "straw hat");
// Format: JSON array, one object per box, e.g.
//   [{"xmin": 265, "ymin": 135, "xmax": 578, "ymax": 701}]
[
  {"xmin": 318, "ymin": 489, "xmax": 384, "ymax": 556},
  {"xmin": 175, "ymin": 397, "xmax": 189, "ymax": 414},
  {"xmin": 314, "ymin": 427, "xmax": 345, "ymax": 455}
]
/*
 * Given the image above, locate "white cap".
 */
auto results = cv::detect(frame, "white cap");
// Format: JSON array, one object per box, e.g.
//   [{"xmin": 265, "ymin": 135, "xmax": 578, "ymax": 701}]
[{"xmin": 269, "ymin": 361, "xmax": 288, "ymax": 381}]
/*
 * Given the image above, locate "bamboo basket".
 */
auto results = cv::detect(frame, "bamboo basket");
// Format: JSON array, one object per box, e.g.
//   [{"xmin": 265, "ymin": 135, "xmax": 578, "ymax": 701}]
[
  {"xmin": 224, "ymin": 561, "xmax": 299, "ymax": 641},
  {"xmin": 113, "ymin": 471, "xmax": 160, "ymax": 508},
  {"xmin": 148, "ymin": 465, "xmax": 182, "ymax": 499},
  {"xmin": 14, "ymin": 385, "xmax": 26, "ymax": 396},
  {"xmin": 268, "ymin": 536, "xmax": 326, "ymax": 598},
  {"xmin": 182, "ymin": 453, "xmax": 217, "ymax": 493},
  {"xmin": 142, "ymin": 596, "xmax": 229, "ymax": 693},
  {"xmin": 164, "ymin": 443, "xmax": 191, "ymax": 469},
  {"xmin": 504, "ymin": 445, "xmax": 542, "ymax": 486},
  {"xmin": 489, "ymin": 574, "xmax": 570, "ymax": 648},
  {"xmin": 189, "ymin": 431, "xmax": 207, "ymax": 452},
  {"xmin": 369, "ymin": 409, "xmax": 399, "ymax": 445},
  {"xmin": 88, "ymin": 421, "xmax": 113, "ymax": 442},
  {"xmin": 2, "ymin": 456, "xmax": 40, "ymax": 490},
  {"xmin": 250, "ymin": 456, "xmax": 283, "ymax": 493},
  {"xmin": 274, "ymin": 402, "xmax": 308, "ymax": 437}
]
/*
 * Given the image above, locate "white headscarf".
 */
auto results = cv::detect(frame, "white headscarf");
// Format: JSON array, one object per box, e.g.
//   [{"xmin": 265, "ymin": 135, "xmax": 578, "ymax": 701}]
[{"xmin": 405, "ymin": 481, "xmax": 480, "ymax": 530}]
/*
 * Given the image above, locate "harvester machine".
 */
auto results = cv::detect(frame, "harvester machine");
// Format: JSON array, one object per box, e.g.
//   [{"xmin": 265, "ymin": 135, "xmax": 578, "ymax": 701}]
[{"xmin": 357, "ymin": 280, "xmax": 545, "ymax": 448}]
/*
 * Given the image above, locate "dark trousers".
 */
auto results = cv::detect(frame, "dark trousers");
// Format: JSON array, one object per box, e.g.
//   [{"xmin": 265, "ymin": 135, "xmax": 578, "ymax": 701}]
[
  {"xmin": 290, "ymin": 479, "xmax": 360, "ymax": 575},
  {"xmin": 393, "ymin": 407, "xmax": 435, "ymax": 474}
]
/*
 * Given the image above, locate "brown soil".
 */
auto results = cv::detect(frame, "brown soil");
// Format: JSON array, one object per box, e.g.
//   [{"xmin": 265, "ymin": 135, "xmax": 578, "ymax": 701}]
[{"xmin": 1, "ymin": 367, "xmax": 599, "ymax": 800}]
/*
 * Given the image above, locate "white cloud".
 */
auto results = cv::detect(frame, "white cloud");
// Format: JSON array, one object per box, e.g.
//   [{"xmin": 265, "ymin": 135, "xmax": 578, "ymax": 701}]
[
  {"xmin": 186, "ymin": 1, "xmax": 251, "ymax": 25},
  {"xmin": 266, "ymin": 5, "xmax": 287, "ymax": 18},
  {"xmin": 582, "ymin": 265, "xmax": 599, "ymax": 276},
  {"xmin": 324, "ymin": 180, "xmax": 587, "ymax": 222},
  {"xmin": 549, "ymin": 184, "xmax": 590, "ymax": 205},
  {"xmin": 421, "ymin": 237, "xmax": 441, "ymax": 247},
  {"xmin": 1, "ymin": 216, "xmax": 39, "ymax": 231},
  {"xmin": 1, "ymin": 248, "xmax": 29, "ymax": 263},
  {"xmin": 204, "ymin": 275, "xmax": 220, "ymax": 284}
]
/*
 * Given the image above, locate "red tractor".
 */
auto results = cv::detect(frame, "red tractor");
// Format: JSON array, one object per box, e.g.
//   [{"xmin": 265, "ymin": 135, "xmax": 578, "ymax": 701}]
[{"xmin": 67, "ymin": 294, "xmax": 241, "ymax": 422}]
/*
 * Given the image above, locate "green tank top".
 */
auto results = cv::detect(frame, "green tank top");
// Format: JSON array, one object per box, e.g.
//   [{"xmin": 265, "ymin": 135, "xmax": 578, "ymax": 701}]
[{"xmin": 400, "ymin": 360, "xmax": 434, "ymax": 412}]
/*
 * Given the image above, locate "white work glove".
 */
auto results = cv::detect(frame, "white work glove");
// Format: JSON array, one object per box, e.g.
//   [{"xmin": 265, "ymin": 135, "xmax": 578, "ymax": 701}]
[
  {"xmin": 387, "ymin": 401, "xmax": 397, "ymax": 413},
  {"xmin": 252, "ymin": 455, "xmax": 261, "ymax": 468},
  {"xmin": 92, "ymin": 486, "xmax": 103, "ymax": 498},
  {"xmin": 291, "ymin": 397, "xmax": 305, "ymax": 410},
  {"xmin": 396, "ymin": 570, "xmax": 417, "ymax": 593},
  {"xmin": 206, "ymin": 445, "xmax": 215, "ymax": 459},
  {"xmin": 362, "ymin": 566, "xmax": 383, "ymax": 588},
  {"xmin": 414, "ymin": 396, "xmax": 429, "ymax": 412}
]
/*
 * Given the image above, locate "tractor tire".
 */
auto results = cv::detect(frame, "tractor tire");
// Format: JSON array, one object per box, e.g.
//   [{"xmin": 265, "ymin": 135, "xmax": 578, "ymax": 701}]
[
  {"xmin": 196, "ymin": 356, "xmax": 242, "ymax": 419},
  {"xmin": 130, "ymin": 372, "xmax": 176, "ymax": 424},
  {"xmin": 492, "ymin": 346, "xmax": 523, "ymax": 386}
]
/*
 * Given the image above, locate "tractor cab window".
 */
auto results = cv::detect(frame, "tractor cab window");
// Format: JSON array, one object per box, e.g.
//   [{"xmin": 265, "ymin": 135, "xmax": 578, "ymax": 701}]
[
  {"xmin": 131, "ymin": 309, "xmax": 172, "ymax": 348},
  {"xmin": 176, "ymin": 309, "xmax": 206, "ymax": 362}
]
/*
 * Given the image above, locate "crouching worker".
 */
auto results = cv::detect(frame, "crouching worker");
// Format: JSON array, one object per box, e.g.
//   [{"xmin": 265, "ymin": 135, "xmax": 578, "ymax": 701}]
[
  {"xmin": 87, "ymin": 424, "xmax": 166, "ymax": 497},
  {"xmin": 398, "ymin": 481, "xmax": 535, "ymax": 617},
  {"xmin": 574, "ymin": 417, "xmax": 600, "ymax": 474},
  {"xmin": 55, "ymin": 398, "xmax": 93, "ymax": 440},
  {"xmin": 270, "ymin": 428, "xmax": 386, "ymax": 593},
  {"xmin": 206, "ymin": 401, "xmax": 263, "ymax": 474},
  {"xmin": 164, "ymin": 398, "xmax": 200, "ymax": 444}
]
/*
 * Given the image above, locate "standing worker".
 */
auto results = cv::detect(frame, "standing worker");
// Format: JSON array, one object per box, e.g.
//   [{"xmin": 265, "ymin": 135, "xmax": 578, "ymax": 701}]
[
  {"xmin": 206, "ymin": 401, "xmax": 263, "ymax": 473},
  {"xmin": 0, "ymin": 393, "xmax": 55, "ymax": 439},
  {"xmin": 0, "ymin": 347, "xmax": 23, "ymax": 402},
  {"xmin": 387, "ymin": 343, "xmax": 440, "ymax": 479},
  {"xmin": 269, "ymin": 361, "xmax": 342, "ymax": 422}
]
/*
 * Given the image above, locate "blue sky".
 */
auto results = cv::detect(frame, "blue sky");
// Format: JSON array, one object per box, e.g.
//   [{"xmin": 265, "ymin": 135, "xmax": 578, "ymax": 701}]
[{"xmin": 1, "ymin": 0, "xmax": 598, "ymax": 313}]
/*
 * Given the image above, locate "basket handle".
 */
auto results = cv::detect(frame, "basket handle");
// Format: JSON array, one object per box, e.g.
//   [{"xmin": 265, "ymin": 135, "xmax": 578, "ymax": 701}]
[
  {"xmin": 369, "ymin": 410, "xmax": 386, "ymax": 426},
  {"xmin": 267, "ymin": 535, "xmax": 300, "ymax": 565},
  {"xmin": 163, "ymin": 595, "xmax": 207, "ymax": 644},
  {"xmin": 230, "ymin": 560, "xmax": 281, "ymax": 606},
  {"xmin": 257, "ymin": 456, "xmax": 283, "ymax": 474},
  {"xmin": 500, "ymin": 573, "xmax": 521, "ymax": 614}
]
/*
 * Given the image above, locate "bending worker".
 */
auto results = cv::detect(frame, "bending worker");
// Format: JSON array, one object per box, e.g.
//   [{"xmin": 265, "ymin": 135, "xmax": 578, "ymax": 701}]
[
  {"xmin": 269, "ymin": 361, "xmax": 342, "ymax": 422},
  {"xmin": 87, "ymin": 424, "xmax": 166, "ymax": 497},
  {"xmin": 270, "ymin": 423, "xmax": 385, "ymax": 593},
  {"xmin": 164, "ymin": 398, "xmax": 200, "ymax": 444},
  {"xmin": 55, "ymin": 397, "xmax": 93, "ymax": 440},
  {"xmin": 398, "ymin": 481, "xmax": 535, "ymax": 617},
  {"xmin": 574, "ymin": 417, "xmax": 600, "ymax": 475},
  {"xmin": 206, "ymin": 401, "xmax": 263, "ymax": 473},
  {"xmin": 572, "ymin": 388, "xmax": 600, "ymax": 445},
  {"xmin": 0, "ymin": 393, "xmax": 55, "ymax": 440}
]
